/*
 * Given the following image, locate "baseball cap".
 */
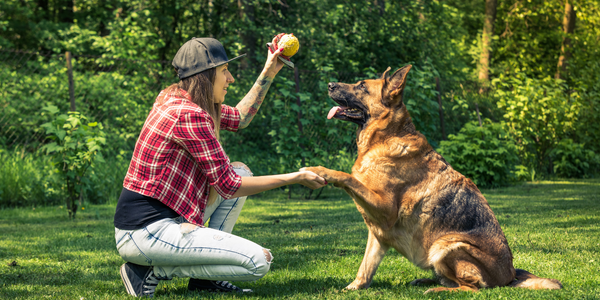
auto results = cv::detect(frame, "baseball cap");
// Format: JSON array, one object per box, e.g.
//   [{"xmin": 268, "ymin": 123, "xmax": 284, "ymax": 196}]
[{"xmin": 172, "ymin": 37, "xmax": 246, "ymax": 79}]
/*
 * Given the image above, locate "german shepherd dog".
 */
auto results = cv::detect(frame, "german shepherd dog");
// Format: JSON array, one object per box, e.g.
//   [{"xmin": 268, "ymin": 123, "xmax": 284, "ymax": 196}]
[{"xmin": 302, "ymin": 65, "xmax": 562, "ymax": 293}]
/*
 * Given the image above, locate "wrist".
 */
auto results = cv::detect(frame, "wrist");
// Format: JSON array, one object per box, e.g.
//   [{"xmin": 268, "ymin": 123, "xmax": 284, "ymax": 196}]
[
  {"xmin": 288, "ymin": 172, "xmax": 303, "ymax": 185},
  {"xmin": 261, "ymin": 68, "xmax": 277, "ymax": 79}
]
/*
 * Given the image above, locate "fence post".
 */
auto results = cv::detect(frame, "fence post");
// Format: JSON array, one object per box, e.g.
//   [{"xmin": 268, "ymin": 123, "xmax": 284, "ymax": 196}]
[
  {"xmin": 475, "ymin": 103, "xmax": 483, "ymax": 127},
  {"xmin": 435, "ymin": 77, "xmax": 447, "ymax": 140},
  {"xmin": 294, "ymin": 67, "xmax": 305, "ymax": 164},
  {"xmin": 66, "ymin": 51, "xmax": 76, "ymax": 111}
]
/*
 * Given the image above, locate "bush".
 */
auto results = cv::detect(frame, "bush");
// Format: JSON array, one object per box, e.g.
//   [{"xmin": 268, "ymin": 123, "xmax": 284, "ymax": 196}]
[
  {"xmin": 437, "ymin": 121, "xmax": 519, "ymax": 188},
  {"xmin": 494, "ymin": 74, "xmax": 582, "ymax": 174},
  {"xmin": 40, "ymin": 105, "xmax": 106, "ymax": 218},
  {"xmin": 550, "ymin": 139, "xmax": 600, "ymax": 179},
  {"xmin": 0, "ymin": 148, "xmax": 62, "ymax": 207}
]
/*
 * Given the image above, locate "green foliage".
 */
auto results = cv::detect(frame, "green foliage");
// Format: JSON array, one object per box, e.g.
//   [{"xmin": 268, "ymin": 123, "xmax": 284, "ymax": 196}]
[
  {"xmin": 2, "ymin": 0, "xmax": 600, "ymax": 205},
  {"xmin": 0, "ymin": 148, "xmax": 62, "ymax": 207},
  {"xmin": 550, "ymin": 139, "xmax": 600, "ymax": 179},
  {"xmin": 437, "ymin": 121, "xmax": 519, "ymax": 188},
  {"xmin": 494, "ymin": 74, "xmax": 581, "ymax": 174},
  {"xmin": 40, "ymin": 105, "xmax": 106, "ymax": 219},
  {"xmin": 403, "ymin": 63, "xmax": 448, "ymax": 146},
  {"xmin": 493, "ymin": 0, "xmax": 565, "ymax": 78}
]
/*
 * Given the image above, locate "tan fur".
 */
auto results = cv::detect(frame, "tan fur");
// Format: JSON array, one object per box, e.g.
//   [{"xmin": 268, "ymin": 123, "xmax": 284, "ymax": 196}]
[{"xmin": 304, "ymin": 65, "xmax": 562, "ymax": 293}]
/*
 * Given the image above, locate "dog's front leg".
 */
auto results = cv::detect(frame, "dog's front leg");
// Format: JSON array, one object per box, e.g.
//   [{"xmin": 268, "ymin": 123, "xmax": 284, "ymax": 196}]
[
  {"xmin": 302, "ymin": 166, "xmax": 395, "ymax": 226},
  {"xmin": 347, "ymin": 229, "xmax": 389, "ymax": 290}
]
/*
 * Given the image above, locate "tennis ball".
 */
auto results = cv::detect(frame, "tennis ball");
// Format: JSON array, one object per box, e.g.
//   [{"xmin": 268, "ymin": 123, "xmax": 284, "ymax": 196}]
[{"xmin": 278, "ymin": 34, "xmax": 300, "ymax": 57}]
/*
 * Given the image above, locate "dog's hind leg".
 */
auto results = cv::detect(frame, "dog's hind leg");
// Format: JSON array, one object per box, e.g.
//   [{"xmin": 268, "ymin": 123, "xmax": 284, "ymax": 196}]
[
  {"xmin": 425, "ymin": 241, "xmax": 490, "ymax": 293},
  {"xmin": 346, "ymin": 230, "xmax": 389, "ymax": 290},
  {"xmin": 425, "ymin": 253, "xmax": 482, "ymax": 293}
]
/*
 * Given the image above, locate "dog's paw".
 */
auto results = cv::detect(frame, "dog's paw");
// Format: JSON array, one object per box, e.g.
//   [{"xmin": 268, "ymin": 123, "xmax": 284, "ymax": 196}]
[
  {"xmin": 345, "ymin": 280, "xmax": 369, "ymax": 290},
  {"xmin": 301, "ymin": 166, "xmax": 335, "ymax": 182},
  {"xmin": 301, "ymin": 166, "xmax": 352, "ymax": 187}
]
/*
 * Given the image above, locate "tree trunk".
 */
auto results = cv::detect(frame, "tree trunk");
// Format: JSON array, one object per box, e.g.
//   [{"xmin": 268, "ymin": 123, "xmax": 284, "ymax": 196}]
[
  {"xmin": 374, "ymin": 0, "xmax": 385, "ymax": 16},
  {"xmin": 57, "ymin": 0, "xmax": 74, "ymax": 23},
  {"xmin": 478, "ymin": 0, "xmax": 497, "ymax": 92},
  {"xmin": 555, "ymin": 0, "xmax": 576, "ymax": 80},
  {"xmin": 237, "ymin": 0, "xmax": 256, "ymax": 70},
  {"xmin": 37, "ymin": 0, "xmax": 49, "ymax": 19}
]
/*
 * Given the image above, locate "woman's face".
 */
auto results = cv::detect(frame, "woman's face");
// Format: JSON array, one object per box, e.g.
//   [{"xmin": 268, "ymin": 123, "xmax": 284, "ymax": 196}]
[{"xmin": 213, "ymin": 64, "xmax": 234, "ymax": 104}]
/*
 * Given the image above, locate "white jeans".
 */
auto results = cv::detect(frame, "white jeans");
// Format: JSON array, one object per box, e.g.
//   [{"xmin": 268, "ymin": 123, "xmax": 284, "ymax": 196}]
[{"xmin": 114, "ymin": 166, "xmax": 271, "ymax": 281}]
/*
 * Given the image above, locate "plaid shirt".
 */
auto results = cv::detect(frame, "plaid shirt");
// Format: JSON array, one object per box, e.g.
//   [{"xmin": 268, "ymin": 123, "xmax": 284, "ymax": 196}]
[{"xmin": 123, "ymin": 88, "xmax": 242, "ymax": 226}]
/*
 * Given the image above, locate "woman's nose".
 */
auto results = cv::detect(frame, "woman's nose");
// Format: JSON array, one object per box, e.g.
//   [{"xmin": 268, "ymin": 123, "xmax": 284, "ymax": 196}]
[{"xmin": 227, "ymin": 71, "xmax": 235, "ymax": 83}]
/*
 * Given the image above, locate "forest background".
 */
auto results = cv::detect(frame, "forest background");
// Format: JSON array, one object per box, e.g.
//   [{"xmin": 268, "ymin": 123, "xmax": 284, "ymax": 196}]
[{"xmin": 0, "ymin": 0, "xmax": 599, "ymax": 209}]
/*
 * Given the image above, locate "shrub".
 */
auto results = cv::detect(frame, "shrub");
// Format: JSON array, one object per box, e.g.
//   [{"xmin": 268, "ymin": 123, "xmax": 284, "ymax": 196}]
[
  {"xmin": 550, "ymin": 139, "xmax": 600, "ymax": 179},
  {"xmin": 494, "ymin": 74, "xmax": 582, "ymax": 174},
  {"xmin": 0, "ymin": 148, "xmax": 63, "ymax": 207},
  {"xmin": 40, "ymin": 105, "xmax": 106, "ymax": 219},
  {"xmin": 437, "ymin": 121, "xmax": 519, "ymax": 188}
]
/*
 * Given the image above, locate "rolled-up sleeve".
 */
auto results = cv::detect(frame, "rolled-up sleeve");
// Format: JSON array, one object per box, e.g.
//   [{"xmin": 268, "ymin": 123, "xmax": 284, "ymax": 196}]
[
  {"xmin": 172, "ymin": 111, "xmax": 241, "ymax": 199},
  {"xmin": 220, "ymin": 105, "xmax": 241, "ymax": 132}
]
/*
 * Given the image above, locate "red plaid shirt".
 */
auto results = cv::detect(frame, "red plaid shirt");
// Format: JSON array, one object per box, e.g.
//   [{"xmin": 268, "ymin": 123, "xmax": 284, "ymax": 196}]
[{"xmin": 123, "ymin": 88, "xmax": 242, "ymax": 226}]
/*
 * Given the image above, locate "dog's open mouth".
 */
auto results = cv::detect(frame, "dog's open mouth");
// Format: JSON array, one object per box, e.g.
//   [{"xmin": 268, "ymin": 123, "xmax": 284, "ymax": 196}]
[{"xmin": 327, "ymin": 106, "xmax": 364, "ymax": 121}]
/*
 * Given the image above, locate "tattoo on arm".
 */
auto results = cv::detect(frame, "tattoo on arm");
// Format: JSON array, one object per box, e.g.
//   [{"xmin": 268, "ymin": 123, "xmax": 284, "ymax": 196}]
[{"xmin": 236, "ymin": 75, "xmax": 274, "ymax": 128}]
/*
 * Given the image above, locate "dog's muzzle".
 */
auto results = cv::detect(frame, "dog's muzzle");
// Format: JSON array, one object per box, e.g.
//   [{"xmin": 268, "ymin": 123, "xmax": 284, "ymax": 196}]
[{"xmin": 328, "ymin": 82, "xmax": 338, "ymax": 92}]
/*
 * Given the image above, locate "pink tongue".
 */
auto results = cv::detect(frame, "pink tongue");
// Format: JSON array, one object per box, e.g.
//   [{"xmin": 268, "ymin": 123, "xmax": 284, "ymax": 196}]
[{"xmin": 327, "ymin": 106, "xmax": 343, "ymax": 119}]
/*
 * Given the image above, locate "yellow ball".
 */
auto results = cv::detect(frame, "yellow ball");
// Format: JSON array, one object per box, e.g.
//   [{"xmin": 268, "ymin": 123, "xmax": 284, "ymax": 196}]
[{"xmin": 278, "ymin": 34, "xmax": 300, "ymax": 57}]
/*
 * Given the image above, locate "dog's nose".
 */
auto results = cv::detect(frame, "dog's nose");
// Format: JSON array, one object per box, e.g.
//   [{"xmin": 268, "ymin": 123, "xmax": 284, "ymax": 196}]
[{"xmin": 328, "ymin": 82, "xmax": 337, "ymax": 91}]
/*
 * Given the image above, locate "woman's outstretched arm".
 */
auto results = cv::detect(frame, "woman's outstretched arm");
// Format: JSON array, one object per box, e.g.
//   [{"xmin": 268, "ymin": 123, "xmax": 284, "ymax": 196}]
[{"xmin": 236, "ymin": 35, "xmax": 285, "ymax": 129}]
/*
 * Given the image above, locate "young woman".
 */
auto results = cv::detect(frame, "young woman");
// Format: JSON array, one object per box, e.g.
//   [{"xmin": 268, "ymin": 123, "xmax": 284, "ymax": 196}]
[{"xmin": 114, "ymin": 36, "xmax": 326, "ymax": 297}]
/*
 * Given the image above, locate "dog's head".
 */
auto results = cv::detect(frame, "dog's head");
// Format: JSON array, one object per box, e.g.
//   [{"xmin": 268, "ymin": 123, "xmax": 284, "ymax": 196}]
[{"xmin": 327, "ymin": 65, "xmax": 412, "ymax": 128}]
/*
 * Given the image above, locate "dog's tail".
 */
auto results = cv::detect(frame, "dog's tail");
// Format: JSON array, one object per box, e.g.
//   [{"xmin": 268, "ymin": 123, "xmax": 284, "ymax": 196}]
[{"xmin": 509, "ymin": 269, "xmax": 562, "ymax": 290}]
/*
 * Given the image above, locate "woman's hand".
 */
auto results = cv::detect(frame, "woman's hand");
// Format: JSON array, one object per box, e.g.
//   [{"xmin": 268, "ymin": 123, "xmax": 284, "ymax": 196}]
[
  {"xmin": 262, "ymin": 34, "xmax": 286, "ymax": 78},
  {"xmin": 293, "ymin": 170, "xmax": 328, "ymax": 190}
]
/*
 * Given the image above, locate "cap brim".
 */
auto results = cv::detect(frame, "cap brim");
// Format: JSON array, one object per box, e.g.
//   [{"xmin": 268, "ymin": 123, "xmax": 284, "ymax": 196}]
[{"xmin": 215, "ymin": 53, "xmax": 247, "ymax": 68}]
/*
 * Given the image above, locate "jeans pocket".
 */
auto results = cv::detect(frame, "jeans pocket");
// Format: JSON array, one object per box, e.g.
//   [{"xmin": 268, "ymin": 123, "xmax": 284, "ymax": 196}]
[
  {"xmin": 115, "ymin": 228, "xmax": 152, "ymax": 265},
  {"xmin": 115, "ymin": 228, "xmax": 131, "ymax": 249}
]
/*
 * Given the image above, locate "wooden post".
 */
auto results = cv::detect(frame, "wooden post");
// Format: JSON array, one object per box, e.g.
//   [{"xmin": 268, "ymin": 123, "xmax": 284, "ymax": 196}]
[
  {"xmin": 294, "ymin": 67, "xmax": 303, "ymax": 134},
  {"xmin": 475, "ymin": 103, "xmax": 483, "ymax": 127},
  {"xmin": 435, "ymin": 78, "xmax": 446, "ymax": 140},
  {"xmin": 66, "ymin": 51, "xmax": 76, "ymax": 111},
  {"xmin": 295, "ymin": 67, "xmax": 305, "ymax": 168}
]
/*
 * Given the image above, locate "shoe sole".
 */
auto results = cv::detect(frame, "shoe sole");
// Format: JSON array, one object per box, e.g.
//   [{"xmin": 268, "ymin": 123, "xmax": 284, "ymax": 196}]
[{"xmin": 120, "ymin": 264, "xmax": 138, "ymax": 296}]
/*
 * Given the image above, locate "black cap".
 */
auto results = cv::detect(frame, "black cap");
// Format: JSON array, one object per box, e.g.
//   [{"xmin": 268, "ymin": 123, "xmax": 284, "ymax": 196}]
[{"xmin": 172, "ymin": 37, "xmax": 246, "ymax": 79}]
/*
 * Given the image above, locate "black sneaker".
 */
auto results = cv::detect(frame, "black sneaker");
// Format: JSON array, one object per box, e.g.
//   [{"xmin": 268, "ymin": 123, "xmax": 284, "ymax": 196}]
[
  {"xmin": 120, "ymin": 263, "xmax": 161, "ymax": 297},
  {"xmin": 188, "ymin": 278, "xmax": 253, "ymax": 293}
]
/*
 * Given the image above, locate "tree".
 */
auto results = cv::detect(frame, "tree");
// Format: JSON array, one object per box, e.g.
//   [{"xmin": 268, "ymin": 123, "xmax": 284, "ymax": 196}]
[
  {"xmin": 555, "ymin": 0, "xmax": 576, "ymax": 79},
  {"xmin": 478, "ymin": 0, "xmax": 497, "ymax": 92}
]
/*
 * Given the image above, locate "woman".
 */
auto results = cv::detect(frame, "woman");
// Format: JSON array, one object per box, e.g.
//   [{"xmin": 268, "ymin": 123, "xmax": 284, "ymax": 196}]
[{"xmin": 114, "ymin": 36, "xmax": 326, "ymax": 297}]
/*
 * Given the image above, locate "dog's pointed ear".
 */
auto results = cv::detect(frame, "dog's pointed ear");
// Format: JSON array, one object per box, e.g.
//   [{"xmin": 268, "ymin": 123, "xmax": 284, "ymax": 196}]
[
  {"xmin": 380, "ymin": 67, "xmax": 392, "ymax": 80},
  {"xmin": 383, "ymin": 65, "xmax": 412, "ymax": 107}
]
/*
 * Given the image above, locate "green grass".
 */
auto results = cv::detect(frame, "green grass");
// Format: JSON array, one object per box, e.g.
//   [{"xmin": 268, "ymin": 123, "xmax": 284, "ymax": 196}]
[{"xmin": 1, "ymin": 179, "xmax": 599, "ymax": 299}]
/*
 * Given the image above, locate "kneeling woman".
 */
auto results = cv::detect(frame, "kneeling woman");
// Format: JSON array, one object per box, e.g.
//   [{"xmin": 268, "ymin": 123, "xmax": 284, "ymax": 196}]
[{"xmin": 114, "ymin": 35, "xmax": 326, "ymax": 297}]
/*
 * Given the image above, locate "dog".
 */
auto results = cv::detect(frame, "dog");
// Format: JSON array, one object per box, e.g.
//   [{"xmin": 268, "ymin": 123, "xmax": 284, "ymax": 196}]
[{"xmin": 302, "ymin": 65, "xmax": 562, "ymax": 293}]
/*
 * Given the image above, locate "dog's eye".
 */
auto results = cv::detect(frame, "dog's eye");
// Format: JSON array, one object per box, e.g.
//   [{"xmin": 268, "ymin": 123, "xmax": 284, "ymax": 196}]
[{"xmin": 358, "ymin": 82, "xmax": 367, "ymax": 91}]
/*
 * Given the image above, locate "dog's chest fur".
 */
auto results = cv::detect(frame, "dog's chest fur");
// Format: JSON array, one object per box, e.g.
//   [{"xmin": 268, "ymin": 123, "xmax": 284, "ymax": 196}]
[{"xmin": 351, "ymin": 134, "xmax": 436, "ymax": 269}]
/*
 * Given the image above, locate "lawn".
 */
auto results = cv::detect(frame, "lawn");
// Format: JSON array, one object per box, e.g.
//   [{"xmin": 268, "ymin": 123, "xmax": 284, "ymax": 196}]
[{"xmin": 1, "ymin": 179, "xmax": 599, "ymax": 299}]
